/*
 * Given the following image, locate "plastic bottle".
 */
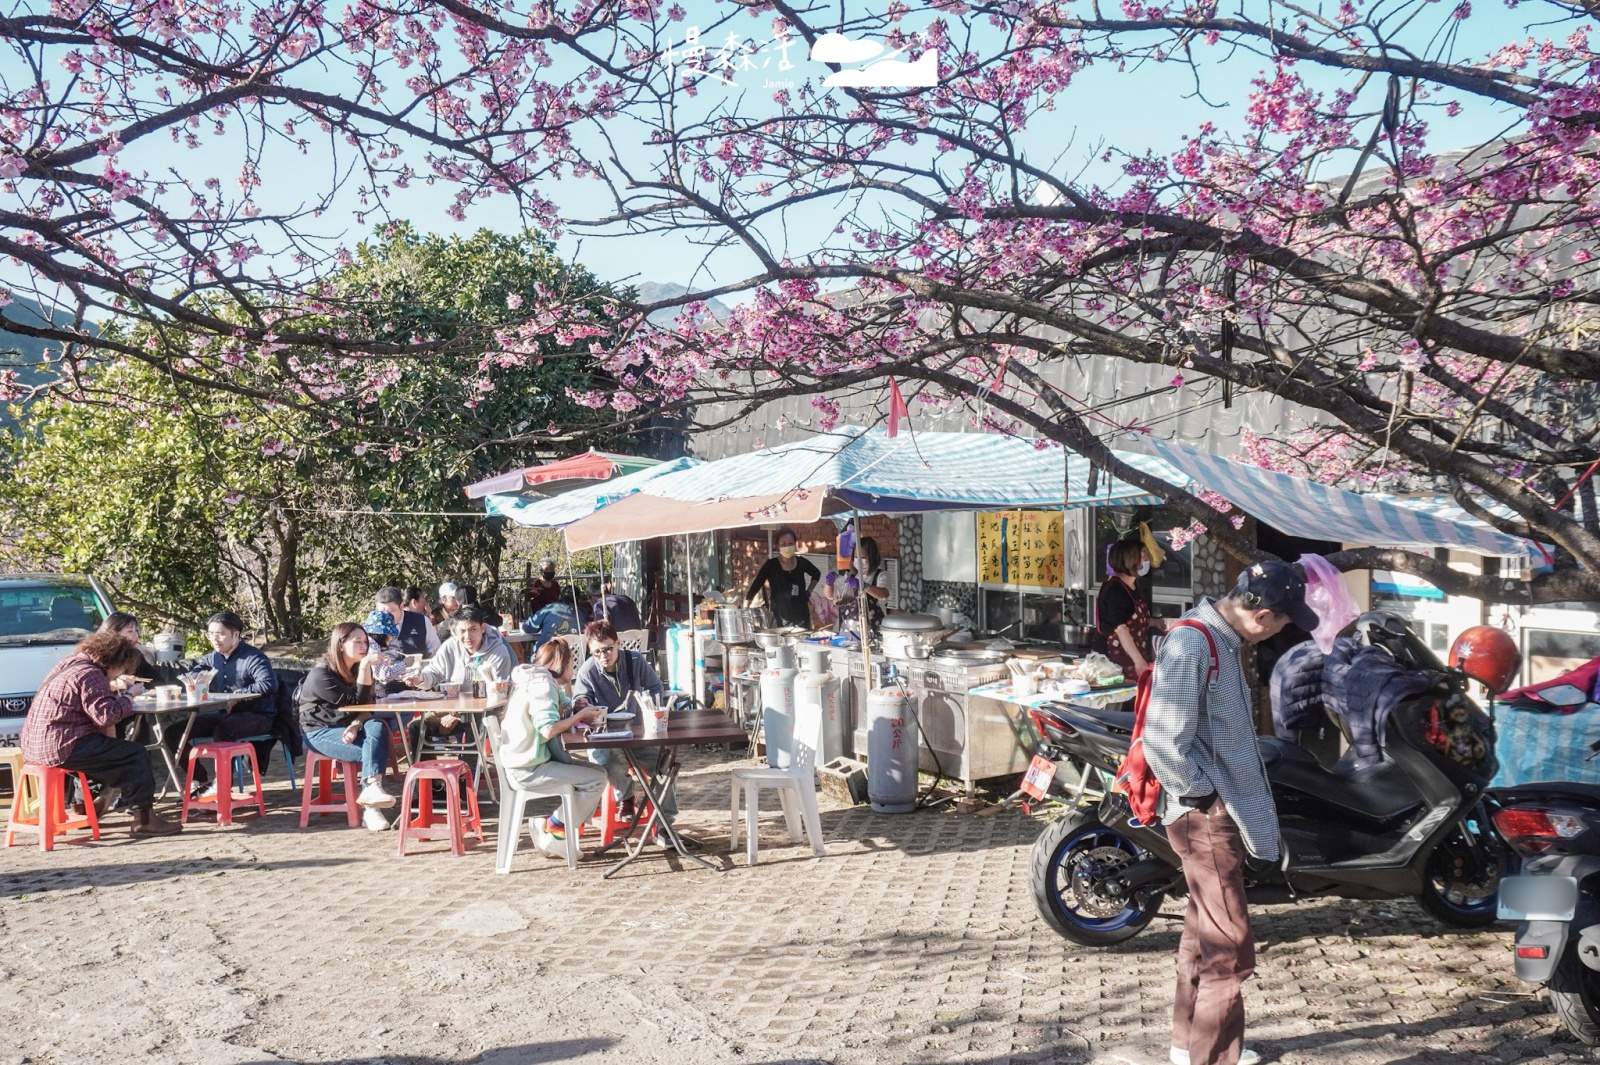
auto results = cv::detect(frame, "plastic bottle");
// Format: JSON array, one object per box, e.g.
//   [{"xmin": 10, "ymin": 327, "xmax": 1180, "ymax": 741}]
[
  {"xmin": 468, "ymin": 656, "xmax": 486, "ymax": 699},
  {"xmin": 836, "ymin": 522, "xmax": 856, "ymax": 572}
]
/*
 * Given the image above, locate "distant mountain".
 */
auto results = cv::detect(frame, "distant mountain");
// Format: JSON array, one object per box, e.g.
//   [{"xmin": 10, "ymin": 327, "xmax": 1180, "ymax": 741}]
[
  {"xmin": 0, "ymin": 294, "xmax": 77, "ymax": 433},
  {"xmin": 631, "ymin": 281, "xmax": 732, "ymax": 327}
]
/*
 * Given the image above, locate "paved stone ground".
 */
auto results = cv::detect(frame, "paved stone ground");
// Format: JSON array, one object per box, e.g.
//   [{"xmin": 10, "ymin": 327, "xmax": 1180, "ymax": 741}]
[{"xmin": 0, "ymin": 748, "xmax": 1590, "ymax": 1065}]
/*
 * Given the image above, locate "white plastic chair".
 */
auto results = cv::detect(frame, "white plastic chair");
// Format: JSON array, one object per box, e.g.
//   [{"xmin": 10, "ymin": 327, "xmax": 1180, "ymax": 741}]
[
  {"xmin": 616, "ymin": 628, "xmax": 649, "ymax": 652},
  {"xmin": 557, "ymin": 632, "xmax": 586, "ymax": 666},
  {"xmin": 484, "ymin": 716, "xmax": 579, "ymax": 872},
  {"xmin": 729, "ymin": 686, "xmax": 826, "ymax": 866}
]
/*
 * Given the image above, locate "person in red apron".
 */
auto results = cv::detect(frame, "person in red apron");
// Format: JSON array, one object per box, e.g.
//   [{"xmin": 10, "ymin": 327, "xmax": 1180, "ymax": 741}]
[{"xmin": 1093, "ymin": 538, "xmax": 1166, "ymax": 679}]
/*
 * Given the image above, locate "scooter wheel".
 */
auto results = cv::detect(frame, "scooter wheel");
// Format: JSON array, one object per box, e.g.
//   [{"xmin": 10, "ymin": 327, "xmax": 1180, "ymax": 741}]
[
  {"xmin": 1550, "ymin": 957, "xmax": 1600, "ymax": 1046},
  {"xmin": 1031, "ymin": 808, "xmax": 1166, "ymax": 946},
  {"xmin": 1414, "ymin": 816, "xmax": 1511, "ymax": 929}
]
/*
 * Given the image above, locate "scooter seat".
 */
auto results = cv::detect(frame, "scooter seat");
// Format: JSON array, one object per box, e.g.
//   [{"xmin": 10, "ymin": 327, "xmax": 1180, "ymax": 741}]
[
  {"xmin": 1040, "ymin": 702, "xmax": 1135, "ymax": 736},
  {"xmin": 1258, "ymin": 737, "xmax": 1424, "ymax": 829}
]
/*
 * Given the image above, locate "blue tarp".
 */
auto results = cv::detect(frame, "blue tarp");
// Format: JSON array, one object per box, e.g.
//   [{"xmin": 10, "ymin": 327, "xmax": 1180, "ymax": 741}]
[{"xmin": 627, "ymin": 426, "xmax": 1181, "ymax": 512}]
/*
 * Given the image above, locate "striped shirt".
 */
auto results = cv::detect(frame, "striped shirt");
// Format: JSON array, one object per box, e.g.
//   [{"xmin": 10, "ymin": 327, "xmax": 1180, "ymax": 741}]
[{"xmin": 1141, "ymin": 598, "xmax": 1280, "ymax": 860}]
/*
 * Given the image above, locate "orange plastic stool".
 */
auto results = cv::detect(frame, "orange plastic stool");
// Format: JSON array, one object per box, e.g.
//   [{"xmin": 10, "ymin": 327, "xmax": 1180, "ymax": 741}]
[
  {"xmin": 397, "ymin": 759, "xmax": 483, "ymax": 857},
  {"xmin": 5, "ymin": 763, "xmax": 100, "ymax": 851},
  {"xmin": 180, "ymin": 741, "xmax": 266, "ymax": 826},
  {"xmin": 0, "ymin": 747, "xmax": 36, "ymax": 821},
  {"xmin": 299, "ymin": 750, "xmax": 361, "ymax": 828},
  {"xmin": 579, "ymin": 785, "xmax": 654, "ymax": 847}
]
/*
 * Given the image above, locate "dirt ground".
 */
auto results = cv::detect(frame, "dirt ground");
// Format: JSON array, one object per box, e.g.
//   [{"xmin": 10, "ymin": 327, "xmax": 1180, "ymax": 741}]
[{"xmin": 0, "ymin": 748, "xmax": 1590, "ymax": 1065}]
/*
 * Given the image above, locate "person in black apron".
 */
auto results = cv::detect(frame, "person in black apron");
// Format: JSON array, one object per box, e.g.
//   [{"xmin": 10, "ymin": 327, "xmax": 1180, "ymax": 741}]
[
  {"xmin": 828, "ymin": 535, "xmax": 889, "ymax": 639},
  {"xmin": 1093, "ymin": 538, "xmax": 1166, "ymax": 679}
]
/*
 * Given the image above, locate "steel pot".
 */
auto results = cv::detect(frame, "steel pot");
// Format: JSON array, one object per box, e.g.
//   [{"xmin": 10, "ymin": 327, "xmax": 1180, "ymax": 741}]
[
  {"xmin": 882, "ymin": 628, "xmax": 942, "ymax": 660},
  {"xmin": 715, "ymin": 607, "xmax": 758, "ymax": 645},
  {"xmin": 879, "ymin": 613, "xmax": 945, "ymax": 632}
]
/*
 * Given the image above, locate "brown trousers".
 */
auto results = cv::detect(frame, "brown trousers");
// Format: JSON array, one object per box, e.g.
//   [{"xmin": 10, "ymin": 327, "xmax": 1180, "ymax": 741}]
[{"xmin": 1168, "ymin": 803, "xmax": 1256, "ymax": 1065}]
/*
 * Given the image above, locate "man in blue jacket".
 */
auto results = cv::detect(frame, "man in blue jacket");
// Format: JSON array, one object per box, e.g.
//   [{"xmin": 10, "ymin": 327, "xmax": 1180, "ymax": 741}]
[{"xmin": 164, "ymin": 610, "xmax": 280, "ymax": 798}]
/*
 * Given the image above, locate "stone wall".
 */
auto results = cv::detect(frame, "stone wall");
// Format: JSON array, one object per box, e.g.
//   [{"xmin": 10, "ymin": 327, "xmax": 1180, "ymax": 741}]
[
  {"xmin": 1193, "ymin": 535, "xmax": 1231, "ymax": 599},
  {"xmin": 896, "ymin": 514, "xmax": 923, "ymax": 611},
  {"xmin": 921, "ymin": 579, "xmax": 980, "ymax": 626}
]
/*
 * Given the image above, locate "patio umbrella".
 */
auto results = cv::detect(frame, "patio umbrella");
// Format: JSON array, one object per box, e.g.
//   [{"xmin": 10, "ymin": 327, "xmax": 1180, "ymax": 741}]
[
  {"xmin": 463, "ymin": 450, "xmax": 663, "ymax": 500},
  {"xmin": 484, "ymin": 457, "xmax": 701, "ymax": 528}
]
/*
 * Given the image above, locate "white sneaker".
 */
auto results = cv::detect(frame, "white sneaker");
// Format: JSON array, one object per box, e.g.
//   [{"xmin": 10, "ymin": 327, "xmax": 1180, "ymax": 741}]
[
  {"xmin": 193, "ymin": 781, "xmax": 218, "ymax": 801},
  {"xmin": 529, "ymin": 817, "xmax": 565, "ymax": 859},
  {"xmin": 1171, "ymin": 1047, "xmax": 1260, "ymax": 1065},
  {"xmin": 362, "ymin": 807, "xmax": 390, "ymax": 832},
  {"xmin": 357, "ymin": 780, "xmax": 396, "ymax": 808}
]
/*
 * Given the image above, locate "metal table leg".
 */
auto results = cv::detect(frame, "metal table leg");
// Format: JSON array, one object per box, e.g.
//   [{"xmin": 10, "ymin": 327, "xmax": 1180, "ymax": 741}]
[{"xmin": 603, "ymin": 748, "xmax": 720, "ymax": 878}]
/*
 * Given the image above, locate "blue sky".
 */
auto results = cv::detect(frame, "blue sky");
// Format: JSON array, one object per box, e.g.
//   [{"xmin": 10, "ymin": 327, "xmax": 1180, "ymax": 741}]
[{"xmin": 0, "ymin": 0, "xmax": 1573, "ymax": 310}]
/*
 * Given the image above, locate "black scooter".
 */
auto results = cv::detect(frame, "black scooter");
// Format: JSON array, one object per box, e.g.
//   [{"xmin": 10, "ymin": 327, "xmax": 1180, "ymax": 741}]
[
  {"xmin": 1028, "ymin": 612, "xmax": 1509, "ymax": 946},
  {"xmin": 1487, "ymin": 682, "xmax": 1600, "ymax": 1043}
]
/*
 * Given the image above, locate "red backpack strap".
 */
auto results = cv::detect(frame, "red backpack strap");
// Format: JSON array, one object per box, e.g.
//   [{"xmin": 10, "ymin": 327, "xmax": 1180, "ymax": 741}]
[{"xmin": 1167, "ymin": 619, "xmax": 1220, "ymax": 685}]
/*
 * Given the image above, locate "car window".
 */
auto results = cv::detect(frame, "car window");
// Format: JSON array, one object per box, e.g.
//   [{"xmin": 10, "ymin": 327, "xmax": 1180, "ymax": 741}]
[{"xmin": 0, "ymin": 586, "xmax": 107, "ymax": 644}]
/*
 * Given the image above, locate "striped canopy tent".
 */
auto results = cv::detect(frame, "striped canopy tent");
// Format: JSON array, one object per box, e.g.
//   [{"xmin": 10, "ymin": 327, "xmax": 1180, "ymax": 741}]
[
  {"xmin": 483, "ymin": 458, "xmax": 701, "ymax": 527},
  {"xmin": 561, "ymin": 427, "xmax": 1186, "ymax": 550},
  {"xmin": 463, "ymin": 450, "xmax": 662, "ymax": 500},
  {"xmin": 1146, "ymin": 437, "xmax": 1537, "ymax": 558}
]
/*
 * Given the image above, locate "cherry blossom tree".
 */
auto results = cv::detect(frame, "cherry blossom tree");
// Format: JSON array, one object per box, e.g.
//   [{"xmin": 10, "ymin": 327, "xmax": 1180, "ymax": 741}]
[{"xmin": 3, "ymin": 0, "xmax": 1599, "ymax": 603}]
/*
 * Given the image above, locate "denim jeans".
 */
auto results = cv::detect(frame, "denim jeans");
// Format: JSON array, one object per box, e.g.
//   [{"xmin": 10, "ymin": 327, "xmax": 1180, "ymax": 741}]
[
  {"xmin": 585, "ymin": 746, "xmax": 677, "ymax": 821},
  {"xmin": 304, "ymin": 719, "xmax": 389, "ymax": 781}
]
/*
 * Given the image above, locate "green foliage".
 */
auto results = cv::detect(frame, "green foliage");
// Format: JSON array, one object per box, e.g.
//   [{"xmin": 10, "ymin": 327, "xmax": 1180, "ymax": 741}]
[{"xmin": 0, "ymin": 226, "xmax": 616, "ymax": 639}]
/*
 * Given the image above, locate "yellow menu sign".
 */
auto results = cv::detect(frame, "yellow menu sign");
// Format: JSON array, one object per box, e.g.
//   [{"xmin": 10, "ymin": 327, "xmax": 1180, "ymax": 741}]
[{"xmin": 978, "ymin": 510, "xmax": 1065, "ymax": 587}]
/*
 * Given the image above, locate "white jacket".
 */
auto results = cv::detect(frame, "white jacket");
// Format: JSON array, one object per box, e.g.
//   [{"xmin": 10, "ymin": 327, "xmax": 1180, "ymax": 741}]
[{"xmin": 497, "ymin": 665, "xmax": 561, "ymax": 770}]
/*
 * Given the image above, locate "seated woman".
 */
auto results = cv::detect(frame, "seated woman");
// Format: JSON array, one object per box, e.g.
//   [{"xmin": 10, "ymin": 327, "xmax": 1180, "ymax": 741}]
[
  {"xmin": 529, "ymin": 636, "xmax": 594, "ymax": 842},
  {"xmin": 296, "ymin": 621, "xmax": 398, "ymax": 832},
  {"xmin": 20, "ymin": 632, "xmax": 181, "ymax": 836},
  {"xmin": 498, "ymin": 664, "xmax": 608, "ymax": 859},
  {"xmin": 572, "ymin": 619, "xmax": 675, "ymax": 837},
  {"xmin": 100, "ymin": 613, "xmax": 157, "ymax": 752}
]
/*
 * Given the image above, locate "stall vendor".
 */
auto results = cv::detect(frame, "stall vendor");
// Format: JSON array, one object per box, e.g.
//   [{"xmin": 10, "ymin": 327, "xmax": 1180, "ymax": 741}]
[
  {"xmin": 744, "ymin": 527, "xmax": 820, "ymax": 628},
  {"xmin": 1093, "ymin": 538, "xmax": 1168, "ymax": 679},
  {"xmin": 826, "ymin": 535, "xmax": 889, "ymax": 637}
]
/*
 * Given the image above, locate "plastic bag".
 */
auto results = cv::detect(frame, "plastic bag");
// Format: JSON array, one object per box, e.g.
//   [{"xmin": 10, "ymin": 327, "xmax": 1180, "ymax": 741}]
[{"xmin": 1297, "ymin": 553, "xmax": 1360, "ymax": 654}]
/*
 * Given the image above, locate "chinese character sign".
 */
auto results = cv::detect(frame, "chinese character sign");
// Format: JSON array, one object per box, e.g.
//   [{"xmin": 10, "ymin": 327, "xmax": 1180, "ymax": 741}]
[{"xmin": 978, "ymin": 510, "xmax": 1065, "ymax": 587}]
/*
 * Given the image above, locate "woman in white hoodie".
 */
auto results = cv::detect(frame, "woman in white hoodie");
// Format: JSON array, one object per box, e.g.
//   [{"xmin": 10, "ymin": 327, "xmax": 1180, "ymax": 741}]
[{"xmin": 499, "ymin": 664, "xmax": 609, "ymax": 858}]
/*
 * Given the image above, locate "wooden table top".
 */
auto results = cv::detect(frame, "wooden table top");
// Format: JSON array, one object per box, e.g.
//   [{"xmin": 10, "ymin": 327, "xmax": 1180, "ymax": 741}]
[
  {"xmin": 561, "ymin": 709, "xmax": 748, "ymax": 750},
  {"xmin": 346, "ymin": 694, "xmax": 508, "ymax": 714}
]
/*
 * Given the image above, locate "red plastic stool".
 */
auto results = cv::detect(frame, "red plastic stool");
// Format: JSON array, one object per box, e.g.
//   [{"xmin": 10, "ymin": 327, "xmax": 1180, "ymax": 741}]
[
  {"xmin": 579, "ymin": 785, "xmax": 654, "ymax": 847},
  {"xmin": 180, "ymin": 741, "xmax": 266, "ymax": 826},
  {"xmin": 299, "ymin": 750, "xmax": 361, "ymax": 828},
  {"xmin": 397, "ymin": 759, "xmax": 483, "ymax": 857},
  {"xmin": 5, "ymin": 763, "xmax": 100, "ymax": 851}
]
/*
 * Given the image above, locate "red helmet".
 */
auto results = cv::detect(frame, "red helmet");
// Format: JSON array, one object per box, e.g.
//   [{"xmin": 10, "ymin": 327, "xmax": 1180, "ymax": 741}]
[{"xmin": 1448, "ymin": 626, "xmax": 1521, "ymax": 693}]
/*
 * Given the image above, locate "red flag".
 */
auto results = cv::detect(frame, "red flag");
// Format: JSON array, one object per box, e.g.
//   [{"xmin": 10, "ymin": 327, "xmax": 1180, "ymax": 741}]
[
  {"xmin": 991, "ymin": 354, "xmax": 1009, "ymax": 392},
  {"xmin": 887, "ymin": 376, "xmax": 909, "ymax": 438}
]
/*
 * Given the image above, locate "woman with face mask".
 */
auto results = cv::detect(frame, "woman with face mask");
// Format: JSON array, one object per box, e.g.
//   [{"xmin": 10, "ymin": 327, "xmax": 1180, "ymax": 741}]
[
  {"xmin": 744, "ymin": 526, "xmax": 821, "ymax": 628},
  {"xmin": 825, "ymin": 535, "xmax": 890, "ymax": 638},
  {"xmin": 1092, "ymin": 537, "xmax": 1167, "ymax": 680}
]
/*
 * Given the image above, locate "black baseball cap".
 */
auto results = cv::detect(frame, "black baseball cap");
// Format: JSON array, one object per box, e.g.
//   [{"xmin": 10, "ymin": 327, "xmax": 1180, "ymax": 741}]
[{"xmin": 1233, "ymin": 560, "xmax": 1319, "ymax": 631}]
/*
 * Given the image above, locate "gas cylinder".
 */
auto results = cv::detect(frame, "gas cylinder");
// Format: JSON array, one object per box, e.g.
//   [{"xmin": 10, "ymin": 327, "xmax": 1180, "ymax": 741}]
[
  {"xmin": 796, "ymin": 671, "xmax": 843, "ymax": 764},
  {"xmin": 866, "ymin": 687, "xmax": 918, "ymax": 813},
  {"xmin": 760, "ymin": 665, "xmax": 799, "ymax": 769}
]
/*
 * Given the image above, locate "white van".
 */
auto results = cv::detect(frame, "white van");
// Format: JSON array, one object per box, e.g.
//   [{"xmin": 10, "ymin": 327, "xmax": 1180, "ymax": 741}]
[{"xmin": 0, "ymin": 574, "xmax": 117, "ymax": 746}]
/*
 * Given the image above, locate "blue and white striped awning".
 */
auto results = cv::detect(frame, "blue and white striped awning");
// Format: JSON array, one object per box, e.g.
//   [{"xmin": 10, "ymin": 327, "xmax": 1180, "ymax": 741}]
[
  {"xmin": 1147, "ymin": 437, "xmax": 1534, "ymax": 557},
  {"xmin": 635, "ymin": 426, "xmax": 1179, "ymax": 512},
  {"xmin": 484, "ymin": 457, "xmax": 700, "ymax": 527}
]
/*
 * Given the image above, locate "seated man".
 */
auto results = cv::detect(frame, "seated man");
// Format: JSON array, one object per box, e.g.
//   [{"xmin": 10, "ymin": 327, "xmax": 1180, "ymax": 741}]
[
  {"xmin": 572, "ymin": 619, "xmax": 676, "ymax": 840},
  {"xmin": 521, "ymin": 600, "xmax": 580, "ymax": 649},
  {"xmin": 163, "ymin": 611, "xmax": 280, "ymax": 799},
  {"xmin": 589, "ymin": 582, "xmax": 643, "ymax": 632},
  {"xmin": 407, "ymin": 604, "xmax": 517, "ymax": 744},
  {"xmin": 374, "ymin": 585, "xmax": 439, "ymax": 656},
  {"xmin": 22, "ymin": 632, "xmax": 181, "ymax": 836}
]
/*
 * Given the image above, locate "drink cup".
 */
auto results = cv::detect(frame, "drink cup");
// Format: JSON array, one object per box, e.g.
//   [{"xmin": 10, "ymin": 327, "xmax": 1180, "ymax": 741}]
[{"xmin": 441, "ymin": 681, "xmax": 462, "ymax": 699}]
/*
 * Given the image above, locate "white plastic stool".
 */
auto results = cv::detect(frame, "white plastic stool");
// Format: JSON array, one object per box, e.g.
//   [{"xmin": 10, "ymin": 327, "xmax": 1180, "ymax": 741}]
[{"xmin": 729, "ymin": 688, "xmax": 826, "ymax": 865}]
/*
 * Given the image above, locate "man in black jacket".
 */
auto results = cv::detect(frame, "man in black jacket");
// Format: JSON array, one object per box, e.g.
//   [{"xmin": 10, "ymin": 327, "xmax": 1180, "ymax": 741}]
[{"xmin": 375, "ymin": 585, "xmax": 436, "ymax": 656}]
